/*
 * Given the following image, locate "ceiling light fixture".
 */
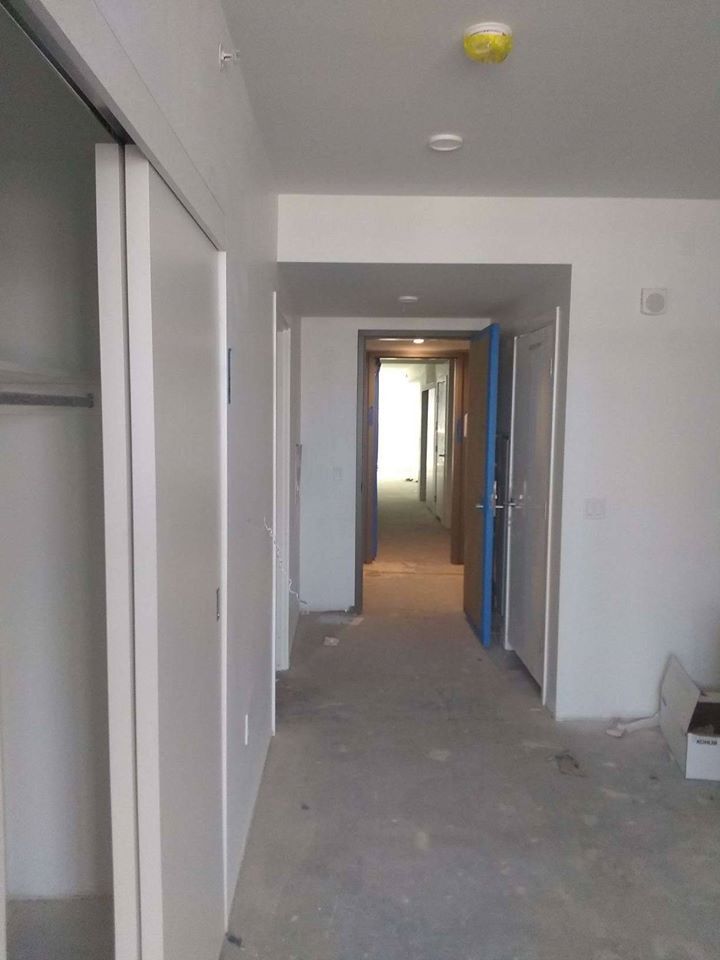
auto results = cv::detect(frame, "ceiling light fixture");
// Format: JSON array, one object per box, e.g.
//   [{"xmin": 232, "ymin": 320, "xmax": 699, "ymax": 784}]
[
  {"xmin": 428, "ymin": 133, "xmax": 463, "ymax": 153},
  {"xmin": 463, "ymin": 22, "xmax": 513, "ymax": 63},
  {"xmin": 398, "ymin": 295, "xmax": 419, "ymax": 303},
  {"xmin": 413, "ymin": 339, "xmax": 425, "ymax": 344}
]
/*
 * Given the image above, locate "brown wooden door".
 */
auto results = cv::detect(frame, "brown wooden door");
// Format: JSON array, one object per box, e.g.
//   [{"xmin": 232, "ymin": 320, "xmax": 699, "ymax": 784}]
[{"xmin": 463, "ymin": 325, "xmax": 500, "ymax": 645}]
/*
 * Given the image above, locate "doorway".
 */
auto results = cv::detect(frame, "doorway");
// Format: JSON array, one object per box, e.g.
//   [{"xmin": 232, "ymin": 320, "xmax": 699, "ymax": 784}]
[
  {"xmin": 358, "ymin": 337, "xmax": 476, "ymax": 618},
  {"xmin": 365, "ymin": 357, "xmax": 462, "ymax": 615},
  {"xmin": 354, "ymin": 314, "xmax": 565, "ymax": 702}
]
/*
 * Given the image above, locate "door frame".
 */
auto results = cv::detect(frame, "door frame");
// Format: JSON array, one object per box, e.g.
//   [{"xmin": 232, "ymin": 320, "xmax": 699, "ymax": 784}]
[
  {"xmin": 501, "ymin": 310, "xmax": 562, "ymax": 704},
  {"xmin": 273, "ymin": 302, "xmax": 293, "ymax": 673},
  {"xmin": 354, "ymin": 330, "xmax": 481, "ymax": 612},
  {"xmin": 418, "ymin": 388, "xmax": 429, "ymax": 501}
]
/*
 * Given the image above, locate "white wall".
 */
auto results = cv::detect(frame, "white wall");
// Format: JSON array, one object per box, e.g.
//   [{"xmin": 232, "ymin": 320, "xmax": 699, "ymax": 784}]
[
  {"xmin": 284, "ymin": 195, "xmax": 720, "ymax": 719},
  {"xmin": 31, "ymin": 0, "xmax": 278, "ymax": 900},
  {"xmin": 0, "ymin": 12, "xmax": 112, "ymax": 896},
  {"xmin": 299, "ymin": 318, "xmax": 487, "ymax": 611}
]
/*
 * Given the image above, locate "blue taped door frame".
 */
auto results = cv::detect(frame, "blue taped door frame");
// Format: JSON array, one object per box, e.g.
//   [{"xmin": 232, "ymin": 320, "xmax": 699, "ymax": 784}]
[{"xmin": 463, "ymin": 324, "xmax": 500, "ymax": 646}]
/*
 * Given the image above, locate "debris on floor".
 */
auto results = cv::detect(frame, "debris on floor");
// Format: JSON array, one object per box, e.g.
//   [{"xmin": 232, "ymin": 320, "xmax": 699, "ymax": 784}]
[
  {"xmin": 225, "ymin": 931, "xmax": 242, "ymax": 949},
  {"xmin": 554, "ymin": 751, "xmax": 585, "ymax": 777},
  {"xmin": 323, "ymin": 635, "xmax": 340, "ymax": 646},
  {"xmin": 659, "ymin": 656, "xmax": 720, "ymax": 780},
  {"xmin": 348, "ymin": 615, "xmax": 364, "ymax": 627},
  {"xmin": 606, "ymin": 713, "xmax": 659, "ymax": 738}
]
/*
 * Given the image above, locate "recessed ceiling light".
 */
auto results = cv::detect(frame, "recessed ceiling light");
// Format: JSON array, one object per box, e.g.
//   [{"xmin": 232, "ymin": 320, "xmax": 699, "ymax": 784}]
[
  {"xmin": 428, "ymin": 133, "xmax": 463, "ymax": 152},
  {"xmin": 398, "ymin": 295, "xmax": 419, "ymax": 303},
  {"xmin": 413, "ymin": 338, "xmax": 425, "ymax": 344}
]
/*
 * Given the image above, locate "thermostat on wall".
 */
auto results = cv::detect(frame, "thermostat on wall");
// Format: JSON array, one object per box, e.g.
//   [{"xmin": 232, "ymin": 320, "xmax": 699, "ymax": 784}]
[{"xmin": 641, "ymin": 287, "xmax": 668, "ymax": 315}]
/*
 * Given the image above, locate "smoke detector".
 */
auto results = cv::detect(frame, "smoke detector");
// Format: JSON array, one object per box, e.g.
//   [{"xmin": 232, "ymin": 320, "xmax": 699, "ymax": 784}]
[{"xmin": 463, "ymin": 22, "xmax": 513, "ymax": 63}]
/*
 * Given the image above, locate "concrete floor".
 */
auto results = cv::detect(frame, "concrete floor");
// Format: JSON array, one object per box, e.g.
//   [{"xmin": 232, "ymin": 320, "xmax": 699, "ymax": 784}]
[
  {"xmin": 226, "ymin": 484, "xmax": 720, "ymax": 960},
  {"xmin": 364, "ymin": 479, "xmax": 462, "ymax": 616}
]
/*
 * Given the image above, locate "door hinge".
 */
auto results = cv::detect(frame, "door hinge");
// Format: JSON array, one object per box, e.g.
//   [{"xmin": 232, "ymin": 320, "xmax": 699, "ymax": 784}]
[
  {"xmin": 227, "ymin": 347, "xmax": 232, "ymax": 404},
  {"xmin": 216, "ymin": 586, "xmax": 221, "ymax": 621}
]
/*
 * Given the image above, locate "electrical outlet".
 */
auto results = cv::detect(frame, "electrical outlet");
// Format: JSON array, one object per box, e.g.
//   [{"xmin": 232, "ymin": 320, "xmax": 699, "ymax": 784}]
[{"xmin": 584, "ymin": 498, "xmax": 606, "ymax": 520}]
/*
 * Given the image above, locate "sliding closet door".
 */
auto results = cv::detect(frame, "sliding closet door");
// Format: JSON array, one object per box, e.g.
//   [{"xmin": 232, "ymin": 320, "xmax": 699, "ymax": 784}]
[
  {"xmin": 124, "ymin": 147, "xmax": 224, "ymax": 960},
  {"xmin": 95, "ymin": 143, "xmax": 140, "ymax": 960}
]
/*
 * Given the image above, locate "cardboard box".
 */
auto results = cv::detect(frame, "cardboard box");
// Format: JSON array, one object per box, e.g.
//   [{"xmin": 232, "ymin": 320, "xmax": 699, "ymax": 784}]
[{"xmin": 659, "ymin": 656, "xmax": 720, "ymax": 781}]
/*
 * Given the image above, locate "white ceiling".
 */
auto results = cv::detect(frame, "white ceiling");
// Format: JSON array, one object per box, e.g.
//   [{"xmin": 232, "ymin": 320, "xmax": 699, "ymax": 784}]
[
  {"xmin": 224, "ymin": 0, "xmax": 720, "ymax": 198},
  {"xmin": 279, "ymin": 263, "xmax": 568, "ymax": 318}
]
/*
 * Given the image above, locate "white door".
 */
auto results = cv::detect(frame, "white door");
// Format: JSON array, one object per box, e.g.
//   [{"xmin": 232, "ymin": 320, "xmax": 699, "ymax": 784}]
[
  {"xmin": 124, "ymin": 147, "xmax": 224, "ymax": 960},
  {"xmin": 95, "ymin": 144, "xmax": 142, "ymax": 960},
  {"xmin": 506, "ymin": 319, "xmax": 556, "ymax": 686},
  {"xmin": 434, "ymin": 375, "xmax": 448, "ymax": 525},
  {"xmin": 425, "ymin": 385, "xmax": 436, "ymax": 512}
]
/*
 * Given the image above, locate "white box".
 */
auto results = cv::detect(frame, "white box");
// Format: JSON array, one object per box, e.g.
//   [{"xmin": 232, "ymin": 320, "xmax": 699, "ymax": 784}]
[{"xmin": 659, "ymin": 656, "xmax": 720, "ymax": 781}]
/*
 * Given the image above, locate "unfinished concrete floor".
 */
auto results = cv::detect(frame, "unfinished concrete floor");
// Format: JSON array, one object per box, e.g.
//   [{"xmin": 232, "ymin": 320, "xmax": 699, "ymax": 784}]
[
  {"xmin": 227, "ymin": 564, "xmax": 720, "ymax": 959},
  {"xmin": 364, "ymin": 479, "xmax": 462, "ymax": 616}
]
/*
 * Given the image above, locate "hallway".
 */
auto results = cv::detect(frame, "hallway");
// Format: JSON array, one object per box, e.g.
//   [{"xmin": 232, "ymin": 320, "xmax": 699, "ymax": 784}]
[
  {"xmin": 364, "ymin": 479, "xmax": 462, "ymax": 615},
  {"xmin": 226, "ymin": 611, "xmax": 719, "ymax": 960}
]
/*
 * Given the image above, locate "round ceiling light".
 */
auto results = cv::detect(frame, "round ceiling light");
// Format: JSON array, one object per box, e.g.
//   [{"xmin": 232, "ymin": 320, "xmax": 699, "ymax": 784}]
[
  {"xmin": 428, "ymin": 133, "xmax": 463, "ymax": 153},
  {"xmin": 463, "ymin": 22, "xmax": 513, "ymax": 63},
  {"xmin": 398, "ymin": 295, "xmax": 419, "ymax": 303}
]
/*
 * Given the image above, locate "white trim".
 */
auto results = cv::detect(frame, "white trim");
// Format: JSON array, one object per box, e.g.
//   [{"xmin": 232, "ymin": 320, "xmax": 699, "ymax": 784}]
[
  {"xmin": 541, "ymin": 308, "xmax": 561, "ymax": 706},
  {"xmin": 275, "ymin": 322, "xmax": 292, "ymax": 671},
  {"xmin": 217, "ymin": 253, "xmax": 229, "ymax": 921},
  {"xmin": 95, "ymin": 143, "xmax": 141, "ymax": 960},
  {"xmin": 503, "ymin": 337, "xmax": 518, "ymax": 652},
  {"xmin": 271, "ymin": 292, "xmax": 278, "ymax": 734},
  {"xmin": 124, "ymin": 145, "xmax": 165, "ymax": 960}
]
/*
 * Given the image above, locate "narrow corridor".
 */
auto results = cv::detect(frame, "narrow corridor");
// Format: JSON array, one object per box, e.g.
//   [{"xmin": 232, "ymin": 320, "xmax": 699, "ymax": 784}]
[
  {"xmin": 364, "ymin": 479, "xmax": 462, "ymax": 616},
  {"xmin": 226, "ymin": 611, "xmax": 719, "ymax": 960}
]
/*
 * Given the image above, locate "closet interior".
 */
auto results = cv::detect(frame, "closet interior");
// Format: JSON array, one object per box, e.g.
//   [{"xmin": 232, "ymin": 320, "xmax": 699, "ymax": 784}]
[{"xmin": 0, "ymin": 6, "xmax": 115, "ymax": 958}]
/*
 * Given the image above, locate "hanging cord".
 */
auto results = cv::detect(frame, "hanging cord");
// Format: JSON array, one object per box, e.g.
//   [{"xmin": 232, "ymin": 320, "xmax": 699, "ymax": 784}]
[{"xmin": 262, "ymin": 516, "xmax": 309, "ymax": 610}]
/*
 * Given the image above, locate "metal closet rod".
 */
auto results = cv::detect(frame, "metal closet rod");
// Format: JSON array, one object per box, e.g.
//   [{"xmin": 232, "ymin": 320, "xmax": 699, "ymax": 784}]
[{"xmin": 0, "ymin": 392, "xmax": 94, "ymax": 408}]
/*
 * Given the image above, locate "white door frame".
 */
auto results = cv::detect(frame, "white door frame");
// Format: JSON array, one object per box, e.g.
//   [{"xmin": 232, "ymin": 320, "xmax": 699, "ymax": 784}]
[
  {"xmin": 95, "ymin": 143, "xmax": 141, "ymax": 960},
  {"xmin": 273, "ymin": 303, "xmax": 293, "ymax": 673},
  {"xmin": 542, "ymin": 309, "xmax": 561, "ymax": 702},
  {"xmin": 503, "ymin": 310, "xmax": 560, "ymax": 704}
]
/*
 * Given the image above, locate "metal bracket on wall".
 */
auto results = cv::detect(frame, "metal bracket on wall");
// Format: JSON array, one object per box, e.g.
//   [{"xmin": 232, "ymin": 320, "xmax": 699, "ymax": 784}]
[{"xmin": 0, "ymin": 392, "xmax": 94, "ymax": 408}]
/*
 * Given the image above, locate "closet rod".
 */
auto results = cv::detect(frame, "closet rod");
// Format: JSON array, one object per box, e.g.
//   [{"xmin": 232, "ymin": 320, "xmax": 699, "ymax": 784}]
[{"xmin": 0, "ymin": 392, "xmax": 94, "ymax": 408}]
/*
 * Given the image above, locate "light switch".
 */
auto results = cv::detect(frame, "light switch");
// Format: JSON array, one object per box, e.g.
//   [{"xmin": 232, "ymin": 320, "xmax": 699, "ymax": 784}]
[{"xmin": 584, "ymin": 498, "xmax": 606, "ymax": 520}]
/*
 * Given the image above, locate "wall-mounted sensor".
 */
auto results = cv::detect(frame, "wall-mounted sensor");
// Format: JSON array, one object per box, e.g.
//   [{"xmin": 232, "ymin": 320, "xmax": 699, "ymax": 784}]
[{"xmin": 640, "ymin": 288, "xmax": 668, "ymax": 315}]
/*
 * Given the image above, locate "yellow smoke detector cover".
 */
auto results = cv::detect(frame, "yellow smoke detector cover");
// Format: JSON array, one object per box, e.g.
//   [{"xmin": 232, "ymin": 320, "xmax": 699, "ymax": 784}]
[{"xmin": 463, "ymin": 22, "xmax": 513, "ymax": 63}]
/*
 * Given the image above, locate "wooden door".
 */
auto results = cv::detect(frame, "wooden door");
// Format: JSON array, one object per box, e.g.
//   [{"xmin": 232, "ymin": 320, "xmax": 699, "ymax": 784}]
[{"xmin": 463, "ymin": 325, "xmax": 500, "ymax": 646}]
